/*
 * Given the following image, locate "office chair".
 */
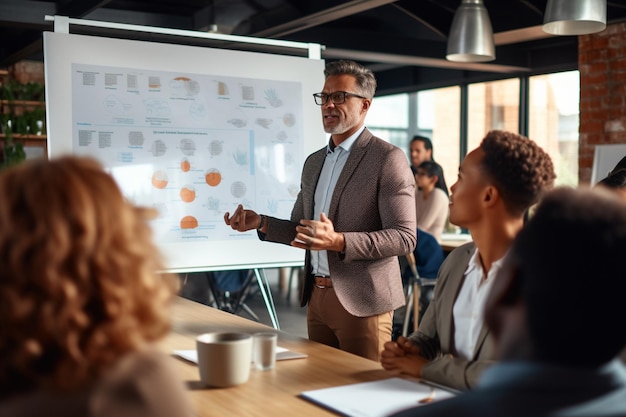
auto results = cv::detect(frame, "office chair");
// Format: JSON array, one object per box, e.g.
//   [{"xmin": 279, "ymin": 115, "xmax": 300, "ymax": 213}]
[
  {"xmin": 402, "ymin": 252, "xmax": 437, "ymax": 336},
  {"xmin": 206, "ymin": 270, "xmax": 260, "ymax": 321},
  {"xmin": 180, "ymin": 270, "xmax": 260, "ymax": 321},
  {"xmin": 400, "ymin": 229, "xmax": 444, "ymax": 336},
  {"xmin": 285, "ymin": 266, "xmax": 300, "ymax": 305}
]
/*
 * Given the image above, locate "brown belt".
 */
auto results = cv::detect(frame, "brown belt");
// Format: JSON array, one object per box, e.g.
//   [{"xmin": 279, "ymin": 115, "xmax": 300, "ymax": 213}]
[{"xmin": 314, "ymin": 276, "xmax": 332, "ymax": 288}]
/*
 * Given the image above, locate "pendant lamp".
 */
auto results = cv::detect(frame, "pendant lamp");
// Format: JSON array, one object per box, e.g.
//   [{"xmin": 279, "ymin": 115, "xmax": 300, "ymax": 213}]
[
  {"xmin": 446, "ymin": 0, "xmax": 495, "ymax": 62},
  {"xmin": 543, "ymin": 0, "xmax": 606, "ymax": 35}
]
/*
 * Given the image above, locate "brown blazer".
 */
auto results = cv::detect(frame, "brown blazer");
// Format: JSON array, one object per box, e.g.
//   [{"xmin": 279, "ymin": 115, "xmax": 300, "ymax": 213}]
[
  {"xmin": 408, "ymin": 242, "xmax": 497, "ymax": 390},
  {"xmin": 263, "ymin": 128, "xmax": 417, "ymax": 317},
  {"xmin": 0, "ymin": 349, "xmax": 193, "ymax": 417}
]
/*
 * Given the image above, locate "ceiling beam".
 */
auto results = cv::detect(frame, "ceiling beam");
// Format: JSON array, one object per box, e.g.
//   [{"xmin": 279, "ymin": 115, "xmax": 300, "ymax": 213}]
[
  {"xmin": 390, "ymin": 3, "xmax": 447, "ymax": 40},
  {"xmin": 494, "ymin": 25, "xmax": 553, "ymax": 46},
  {"xmin": 252, "ymin": 0, "xmax": 399, "ymax": 38},
  {"xmin": 1, "ymin": 37, "xmax": 43, "ymax": 67},
  {"xmin": 290, "ymin": 25, "xmax": 534, "ymax": 73},
  {"xmin": 0, "ymin": 0, "xmax": 117, "ymax": 67},
  {"xmin": 324, "ymin": 47, "xmax": 530, "ymax": 73},
  {"xmin": 57, "ymin": 0, "xmax": 113, "ymax": 17},
  {"xmin": 0, "ymin": 1, "xmax": 56, "ymax": 26},
  {"xmin": 84, "ymin": 7, "xmax": 193, "ymax": 29},
  {"xmin": 0, "ymin": 1, "xmax": 54, "ymax": 66},
  {"xmin": 193, "ymin": 2, "xmax": 258, "ymax": 33}
]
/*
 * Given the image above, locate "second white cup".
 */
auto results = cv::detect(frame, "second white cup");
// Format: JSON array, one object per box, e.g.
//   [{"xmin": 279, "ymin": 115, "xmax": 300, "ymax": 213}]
[{"xmin": 253, "ymin": 332, "xmax": 277, "ymax": 371}]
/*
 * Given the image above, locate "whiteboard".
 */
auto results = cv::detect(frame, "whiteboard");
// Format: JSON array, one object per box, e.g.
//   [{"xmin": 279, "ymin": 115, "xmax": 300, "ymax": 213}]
[
  {"xmin": 43, "ymin": 32, "xmax": 326, "ymax": 272},
  {"xmin": 591, "ymin": 144, "xmax": 626, "ymax": 185}
]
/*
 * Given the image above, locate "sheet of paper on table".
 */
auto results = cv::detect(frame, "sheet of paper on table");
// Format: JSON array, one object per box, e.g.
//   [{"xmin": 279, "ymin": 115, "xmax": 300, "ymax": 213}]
[
  {"xmin": 173, "ymin": 346, "xmax": 307, "ymax": 363},
  {"xmin": 300, "ymin": 377, "xmax": 456, "ymax": 417}
]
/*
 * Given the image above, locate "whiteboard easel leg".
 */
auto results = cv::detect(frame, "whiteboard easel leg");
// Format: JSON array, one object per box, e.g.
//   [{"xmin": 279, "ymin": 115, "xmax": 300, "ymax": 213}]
[{"xmin": 253, "ymin": 268, "xmax": 280, "ymax": 330}]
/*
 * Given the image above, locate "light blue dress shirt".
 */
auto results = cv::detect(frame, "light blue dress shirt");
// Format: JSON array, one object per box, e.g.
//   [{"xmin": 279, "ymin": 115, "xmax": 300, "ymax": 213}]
[{"xmin": 311, "ymin": 125, "xmax": 365, "ymax": 277}]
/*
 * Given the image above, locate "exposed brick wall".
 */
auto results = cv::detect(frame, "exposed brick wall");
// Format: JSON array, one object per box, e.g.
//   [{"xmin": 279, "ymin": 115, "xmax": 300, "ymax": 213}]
[
  {"xmin": 579, "ymin": 22, "xmax": 626, "ymax": 184},
  {"xmin": 8, "ymin": 61, "xmax": 45, "ymax": 84}
]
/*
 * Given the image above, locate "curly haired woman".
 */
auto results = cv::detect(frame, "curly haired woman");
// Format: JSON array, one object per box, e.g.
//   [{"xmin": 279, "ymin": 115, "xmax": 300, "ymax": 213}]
[{"xmin": 0, "ymin": 156, "xmax": 192, "ymax": 417}]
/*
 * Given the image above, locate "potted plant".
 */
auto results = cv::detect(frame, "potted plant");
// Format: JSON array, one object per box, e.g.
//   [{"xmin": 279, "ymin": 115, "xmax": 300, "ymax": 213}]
[
  {"xmin": 0, "ymin": 112, "xmax": 25, "ymax": 169},
  {"xmin": 0, "ymin": 78, "xmax": 43, "ymax": 168}
]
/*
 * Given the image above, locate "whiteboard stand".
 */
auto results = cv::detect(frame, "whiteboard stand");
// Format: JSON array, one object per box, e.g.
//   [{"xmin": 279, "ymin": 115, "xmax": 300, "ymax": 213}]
[
  {"xmin": 43, "ymin": 16, "xmax": 323, "ymax": 330},
  {"xmin": 254, "ymin": 268, "xmax": 280, "ymax": 329}
]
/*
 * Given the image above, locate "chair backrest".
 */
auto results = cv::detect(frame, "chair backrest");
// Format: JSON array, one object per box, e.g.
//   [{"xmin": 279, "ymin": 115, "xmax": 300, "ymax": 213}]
[
  {"xmin": 415, "ymin": 229, "xmax": 445, "ymax": 278},
  {"xmin": 401, "ymin": 229, "xmax": 444, "ymax": 335},
  {"xmin": 211, "ymin": 270, "xmax": 251, "ymax": 293}
]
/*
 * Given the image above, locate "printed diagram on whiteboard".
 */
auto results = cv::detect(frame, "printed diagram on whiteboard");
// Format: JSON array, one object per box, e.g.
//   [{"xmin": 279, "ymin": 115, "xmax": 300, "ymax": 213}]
[{"xmin": 71, "ymin": 63, "xmax": 304, "ymax": 244}]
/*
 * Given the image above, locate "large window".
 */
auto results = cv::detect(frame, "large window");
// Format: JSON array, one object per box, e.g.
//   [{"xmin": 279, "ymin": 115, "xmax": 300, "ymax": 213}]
[
  {"xmin": 365, "ymin": 70, "xmax": 580, "ymax": 236},
  {"xmin": 366, "ymin": 93, "xmax": 408, "ymax": 129},
  {"xmin": 529, "ymin": 71, "xmax": 579, "ymax": 186},
  {"xmin": 415, "ymin": 87, "xmax": 460, "ymax": 199},
  {"xmin": 367, "ymin": 71, "xmax": 580, "ymax": 187},
  {"xmin": 366, "ymin": 93, "xmax": 410, "ymax": 160},
  {"xmin": 467, "ymin": 78, "xmax": 520, "ymax": 151},
  {"xmin": 366, "ymin": 87, "xmax": 460, "ymax": 197}
]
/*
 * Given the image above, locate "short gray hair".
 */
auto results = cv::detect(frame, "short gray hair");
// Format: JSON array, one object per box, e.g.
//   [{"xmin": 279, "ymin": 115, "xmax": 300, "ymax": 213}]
[{"xmin": 324, "ymin": 60, "xmax": 377, "ymax": 99}]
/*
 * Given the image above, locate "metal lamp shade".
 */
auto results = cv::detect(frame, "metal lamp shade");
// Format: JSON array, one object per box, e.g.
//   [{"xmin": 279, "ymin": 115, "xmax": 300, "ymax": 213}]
[
  {"xmin": 543, "ymin": 0, "xmax": 606, "ymax": 35},
  {"xmin": 446, "ymin": 0, "xmax": 495, "ymax": 62}
]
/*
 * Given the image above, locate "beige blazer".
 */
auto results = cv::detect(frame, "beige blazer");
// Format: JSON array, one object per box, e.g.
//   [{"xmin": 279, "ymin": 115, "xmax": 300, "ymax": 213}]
[
  {"xmin": 263, "ymin": 128, "xmax": 417, "ymax": 317},
  {"xmin": 408, "ymin": 242, "xmax": 497, "ymax": 390}
]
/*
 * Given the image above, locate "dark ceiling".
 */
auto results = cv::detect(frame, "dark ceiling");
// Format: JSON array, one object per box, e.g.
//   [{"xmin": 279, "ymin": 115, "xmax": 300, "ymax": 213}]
[{"xmin": 2, "ymin": 0, "xmax": 626, "ymax": 95}]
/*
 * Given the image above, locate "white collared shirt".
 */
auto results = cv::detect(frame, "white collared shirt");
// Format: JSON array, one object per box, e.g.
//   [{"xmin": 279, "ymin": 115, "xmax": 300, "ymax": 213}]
[
  {"xmin": 452, "ymin": 248, "xmax": 508, "ymax": 360},
  {"xmin": 310, "ymin": 125, "xmax": 364, "ymax": 276}
]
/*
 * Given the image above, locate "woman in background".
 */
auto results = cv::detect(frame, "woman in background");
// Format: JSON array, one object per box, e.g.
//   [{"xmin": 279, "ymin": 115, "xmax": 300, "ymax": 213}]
[
  {"xmin": 415, "ymin": 160, "xmax": 449, "ymax": 242},
  {"xmin": 0, "ymin": 156, "xmax": 192, "ymax": 417}
]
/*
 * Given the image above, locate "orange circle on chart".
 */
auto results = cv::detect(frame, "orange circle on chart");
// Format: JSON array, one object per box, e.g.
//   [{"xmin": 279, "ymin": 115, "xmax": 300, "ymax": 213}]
[
  {"xmin": 180, "ymin": 159, "xmax": 191, "ymax": 172},
  {"xmin": 180, "ymin": 215, "xmax": 198, "ymax": 229},
  {"xmin": 205, "ymin": 169, "xmax": 222, "ymax": 187},
  {"xmin": 180, "ymin": 186, "xmax": 196, "ymax": 203},
  {"xmin": 151, "ymin": 171, "xmax": 168, "ymax": 189}
]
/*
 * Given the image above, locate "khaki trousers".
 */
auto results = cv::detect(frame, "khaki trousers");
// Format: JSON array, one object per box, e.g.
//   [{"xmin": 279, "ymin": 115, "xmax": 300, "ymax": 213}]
[{"xmin": 306, "ymin": 285, "xmax": 393, "ymax": 361}]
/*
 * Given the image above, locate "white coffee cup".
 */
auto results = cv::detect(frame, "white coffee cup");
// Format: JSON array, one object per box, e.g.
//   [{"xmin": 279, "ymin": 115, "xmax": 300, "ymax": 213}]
[
  {"xmin": 196, "ymin": 332, "xmax": 252, "ymax": 387},
  {"xmin": 253, "ymin": 332, "xmax": 277, "ymax": 371}
]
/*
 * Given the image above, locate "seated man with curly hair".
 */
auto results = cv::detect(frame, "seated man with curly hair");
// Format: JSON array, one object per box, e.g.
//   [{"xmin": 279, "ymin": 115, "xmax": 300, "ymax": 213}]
[
  {"xmin": 381, "ymin": 130, "xmax": 556, "ymax": 390},
  {"xmin": 0, "ymin": 156, "xmax": 192, "ymax": 417},
  {"xmin": 391, "ymin": 187, "xmax": 626, "ymax": 417}
]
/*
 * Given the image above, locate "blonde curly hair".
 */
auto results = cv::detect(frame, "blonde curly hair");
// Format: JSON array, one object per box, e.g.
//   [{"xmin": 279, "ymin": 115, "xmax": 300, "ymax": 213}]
[{"xmin": 0, "ymin": 156, "xmax": 172, "ymax": 396}]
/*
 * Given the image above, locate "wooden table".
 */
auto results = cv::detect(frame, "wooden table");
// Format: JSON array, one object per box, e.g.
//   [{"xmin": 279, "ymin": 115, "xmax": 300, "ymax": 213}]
[
  {"xmin": 439, "ymin": 236, "xmax": 472, "ymax": 255},
  {"xmin": 164, "ymin": 297, "xmax": 398, "ymax": 417}
]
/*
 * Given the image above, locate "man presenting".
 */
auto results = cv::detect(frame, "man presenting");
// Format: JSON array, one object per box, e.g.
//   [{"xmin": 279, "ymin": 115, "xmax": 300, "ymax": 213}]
[{"xmin": 225, "ymin": 60, "xmax": 416, "ymax": 360}]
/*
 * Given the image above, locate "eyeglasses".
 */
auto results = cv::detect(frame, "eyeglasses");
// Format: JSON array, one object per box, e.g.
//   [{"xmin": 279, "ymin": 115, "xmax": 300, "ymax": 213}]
[{"xmin": 312, "ymin": 91, "xmax": 366, "ymax": 106}]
